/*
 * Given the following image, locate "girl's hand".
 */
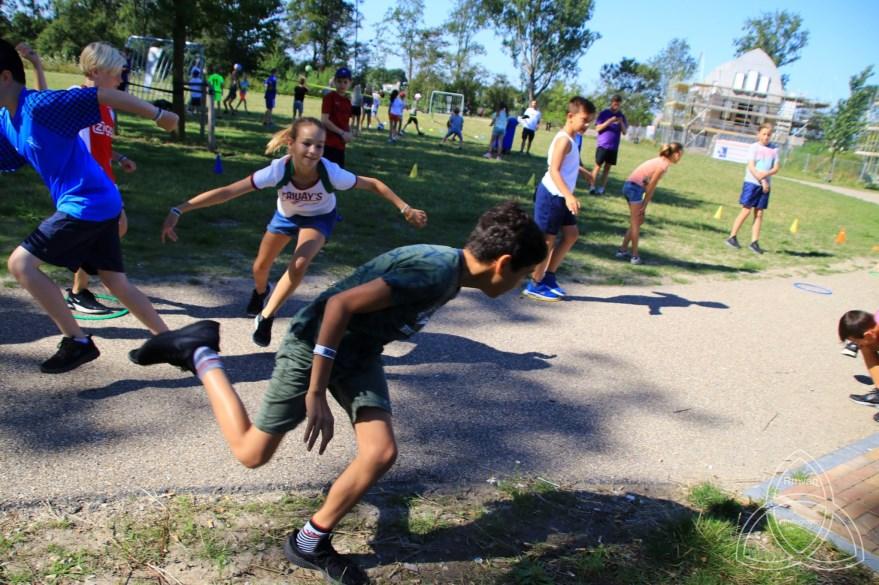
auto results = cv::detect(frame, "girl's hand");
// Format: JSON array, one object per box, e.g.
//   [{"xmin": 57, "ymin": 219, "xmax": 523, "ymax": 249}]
[
  {"xmin": 156, "ymin": 110, "xmax": 179, "ymax": 132},
  {"xmin": 403, "ymin": 207, "xmax": 428, "ymax": 228},
  {"xmin": 15, "ymin": 42, "xmax": 41, "ymax": 66},
  {"xmin": 565, "ymin": 195, "xmax": 580, "ymax": 215},
  {"xmin": 120, "ymin": 158, "xmax": 137, "ymax": 173},
  {"xmin": 161, "ymin": 212, "xmax": 180, "ymax": 243},
  {"xmin": 304, "ymin": 391, "xmax": 335, "ymax": 454}
]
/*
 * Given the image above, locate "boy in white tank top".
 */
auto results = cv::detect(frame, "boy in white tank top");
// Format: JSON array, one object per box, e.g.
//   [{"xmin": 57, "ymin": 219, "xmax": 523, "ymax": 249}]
[{"xmin": 523, "ymin": 97, "xmax": 595, "ymax": 302}]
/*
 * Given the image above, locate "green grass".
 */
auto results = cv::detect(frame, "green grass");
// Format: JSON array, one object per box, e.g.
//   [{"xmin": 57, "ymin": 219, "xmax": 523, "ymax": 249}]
[{"xmin": 2, "ymin": 69, "xmax": 878, "ymax": 287}]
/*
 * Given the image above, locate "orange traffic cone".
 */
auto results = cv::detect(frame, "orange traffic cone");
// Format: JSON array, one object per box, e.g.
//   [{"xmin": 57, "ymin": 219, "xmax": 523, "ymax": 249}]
[{"xmin": 834, "ymin": 228, "xmax": 846, "ymax": 245}]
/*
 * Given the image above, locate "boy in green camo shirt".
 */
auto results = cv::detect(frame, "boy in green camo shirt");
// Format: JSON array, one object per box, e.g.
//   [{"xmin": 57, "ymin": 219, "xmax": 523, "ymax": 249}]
[{"xmin": 130, "ymin": 201, "xmax": 547, "ymax": 585}]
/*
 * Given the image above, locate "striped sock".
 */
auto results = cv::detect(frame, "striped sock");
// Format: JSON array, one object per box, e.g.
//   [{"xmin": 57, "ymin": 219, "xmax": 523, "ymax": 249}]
[
  {"xmin": 193, "ymin": 346, "xmax": 223, "ymax": 380},
  {"xmin": 296, "ymin": 518, "xmax": 330, "ymax": 554}
]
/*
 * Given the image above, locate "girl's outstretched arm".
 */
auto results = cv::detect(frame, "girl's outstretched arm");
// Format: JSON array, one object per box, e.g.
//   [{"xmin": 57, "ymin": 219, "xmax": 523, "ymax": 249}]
[
  {"xmin": 161, "ymin": 177, "xmax": 255, "ymax": 242},
  {"xmin": 354, "ymin": 176, "xmax": 427, "ymax": 228},
  {"xmin": 16, "ymin": 43, "xmax": 47, "ymax": 90}
]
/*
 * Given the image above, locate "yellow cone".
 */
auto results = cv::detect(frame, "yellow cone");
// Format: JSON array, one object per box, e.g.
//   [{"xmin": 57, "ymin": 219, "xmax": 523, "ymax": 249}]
[
  {"xmin": 526, "ymin": 173, "xmax": 536, "ymax": 189},
  {"xmin": 789, "ymin": 218, "xmax": 799, "ymax": 234},
  {"xmin": 835, "ymin": 227, "xmax": 847, "ymax": 245},
  {"xmin": 409, "ymin": 163, "xmax": 418, "ymax": 179},
  {"xmin": 713, "ymin": 205, "xmax": 723, "ymax": 220},
  {"xmin": 872, "ymin": 244, "xmax": 879, "ymax": 252}
]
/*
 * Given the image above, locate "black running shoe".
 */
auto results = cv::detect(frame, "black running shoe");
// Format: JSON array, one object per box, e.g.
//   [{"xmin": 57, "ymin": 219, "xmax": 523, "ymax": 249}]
[
  {"xmin": 40, "ymin": 336, "xmax": 100, "ymax": 374},
  {"xmin": 725, "ymin": 236, "xmax": 740, "ymax": 249},
  {"xmin": 245, "ymin": 283, "xmax": 273, "ymax": 317},
  {"xmin": 874, "ymin": 411, "xmax": 879, "ymax": 423},
  {"xmin": 748, "ymin": 241, "xmax": 764, "ymax": 255},
  {"xmin": 66, "ymin": 288, "xmax": 112, "ymax": 314},
  {"xmin": 129, "ymin": 320, "xmax": 220, "ymax": 374},
  {"xmin": 253, "ymin": 313, "xmax": 274, "ymax": 347},
  {"xmin": 283, "ymin": 530, "xmax": 369, "ymax": 585},
  {"xmin": 849, "ymin": 390, "xmax": 879, "ymax": 407}
]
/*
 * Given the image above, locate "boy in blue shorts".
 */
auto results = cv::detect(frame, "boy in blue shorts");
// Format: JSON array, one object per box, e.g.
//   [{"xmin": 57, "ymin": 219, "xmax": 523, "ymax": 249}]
[
  {"xmin": 262, "ymin": 68, "xmax": 277, "ymax": 126},
  {"xmin": 523, "ymin": 96, "xmax": 595, "ymax": 302},
  {"xmin": 129, "ymin": 201, "xmax": 547, "ymax": 585},
  {"xmin": 725, "ymin": 122, "xmax": 779, "ymax": 255},
  {"xmin": 0, "ymin": 38, "xmax": 178, "ymax": 373},
  {"xmin": 441, "ymin": 106, "xmax": 464, "ymax": 148}
]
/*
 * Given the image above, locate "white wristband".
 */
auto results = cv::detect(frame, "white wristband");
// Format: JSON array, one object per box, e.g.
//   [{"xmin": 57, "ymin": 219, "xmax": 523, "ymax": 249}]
[
  {"xmin": 400, "ymin": 204, "xmax": 410, "ymax": 215},
  {"xmin": 313, "ymin": 344, "xmax": 337, "ymax": 360}
]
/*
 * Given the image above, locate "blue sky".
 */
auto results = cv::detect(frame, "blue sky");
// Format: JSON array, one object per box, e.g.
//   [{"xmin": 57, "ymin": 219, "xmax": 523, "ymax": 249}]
[{"xmin": 357, "ymin": 0, "xmax": 878, "ymax": 105}]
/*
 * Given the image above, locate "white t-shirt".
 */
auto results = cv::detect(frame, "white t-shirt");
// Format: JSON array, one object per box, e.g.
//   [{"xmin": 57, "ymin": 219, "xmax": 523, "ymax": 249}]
[
  {"xmin": 390, "ymin": 97, "xmax": 405, "ymax": 116},
  {"xmin": 371, "ymin": 93, "xmax": 380, "ymax": 113},
  {"xmin": 250, "ymin": 156, "xmax": 357, "ymax": 218},
  {"xmin": 744, "ymin": 141, "xmax": 778, "ymax": 186},
  {"xmin": 541, "ymin": 131, "xmax": 581, "ymax": 197},
  {"xmin": 520, "ymin": 107, "xmax": 541, "ymax": 131}
]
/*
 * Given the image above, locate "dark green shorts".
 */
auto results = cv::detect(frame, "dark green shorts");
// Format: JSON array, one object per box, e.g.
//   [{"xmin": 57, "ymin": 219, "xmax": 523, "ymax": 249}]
[{"xmin": 254, "ymin": 334, "xmax": 391, "ymax": 435}]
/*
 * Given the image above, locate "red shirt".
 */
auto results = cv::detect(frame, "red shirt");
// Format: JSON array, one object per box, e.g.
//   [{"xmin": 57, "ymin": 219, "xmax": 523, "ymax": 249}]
[
  {"xmin": 78, "ymin": 104, "xmax": 116, "ymax": 181},
  {"xmin": 321, "ymin": 91, "xmax": 351, "ymax": 150}
]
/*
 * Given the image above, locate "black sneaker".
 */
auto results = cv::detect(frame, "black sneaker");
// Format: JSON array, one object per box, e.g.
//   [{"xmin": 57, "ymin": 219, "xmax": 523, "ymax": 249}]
[
  {"xmin": 849, "ymin": 390, "xmax": 879, "ymax": 407},
  {"xmin": 749, "ymin": 241, "xmax": 764, "ymax": 255},
  {"xmin": 725, "ymin": 236, "xmax": 740, "ymax": 249},
  {"xmin": 40, "ymin": 336, "xmax": 100, "ymax": 374},
  {"xmin": 129, "ymin": 320, "xmax": 220, "ymax": 374},
  {"xmin": 66, "ymin": 288, "xmax": 112, "ymax": 314},
  {"xmin": 253, "ymin": 313, "xmax": 274, "ymax": 347},
  {"xmin": 841, "ymin": 342, "xmax": 859, "ymax": 358},
  {"xmin": 283, "ymin": 530, "xmax": 369, "ymax": 585},
  {"xmin": 874, "ymin": 411, "xmax": 879, "ymax": 423},
  {"xmin": 245, "ymin": 283, "xmax": 273, "ymax": 317}
]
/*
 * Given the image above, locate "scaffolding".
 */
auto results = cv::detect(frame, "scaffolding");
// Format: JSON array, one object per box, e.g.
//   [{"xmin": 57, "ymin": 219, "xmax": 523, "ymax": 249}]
[{"xmin": 855, "ymin": 98, "xmax": 879, "ymax": 181}]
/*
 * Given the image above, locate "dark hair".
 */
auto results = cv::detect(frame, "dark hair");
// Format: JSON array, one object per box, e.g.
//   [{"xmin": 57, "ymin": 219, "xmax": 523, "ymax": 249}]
[
  {"xmin": 611, "ymin": 94, "xmax": 622, "ymax": 103},
  {"xmin": 390, "ymin": 89, "xmax": 399, "ymax": 102},
  {"xmin": 568, "ymin": 96, "xmax": 596, "ymax": 115},
  {"xmin": 838, "ymin": 310, "xmax": 876, "ymax": 342},
  {"xmin": 659, "ymin": 142, "xmax": 684, "ymax": 158},
  {"xmin": 453, "ymin": 107, "xmax": 460, "ymax": 114},
  {"xmin": 0, "ymin": 38, "xmax": 26, "ymax": 84},
  {"xmin": 465, "ymin": 201, "xmax": 547, "ymax": 270}
]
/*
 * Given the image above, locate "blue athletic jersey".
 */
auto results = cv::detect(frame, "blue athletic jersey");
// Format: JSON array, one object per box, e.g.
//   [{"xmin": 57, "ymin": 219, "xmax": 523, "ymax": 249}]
[{"xmin": 0, "ymin": 87, "xmax": 122, "ymax": 221}]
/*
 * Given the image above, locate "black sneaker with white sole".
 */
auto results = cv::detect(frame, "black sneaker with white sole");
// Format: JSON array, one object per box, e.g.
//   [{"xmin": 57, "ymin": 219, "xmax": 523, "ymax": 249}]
[
  {"xmin": 748, "ymin": 241, "xmax": 764, "ymax": 255},
  {"xmin": 849, "ymin": 390, "xmax": 879, "ymax": 407},
  {"xmin": 725, "ymin": 236, "xmax": 741, "ymax": 249},
  {"xmin": 129, "ymin": 320, "xmax": 220, "ymax": 374},
  {"xmin": 66, "ymin": 288, "xmax": 112, "ymax": 314},
  {"xmin": 245, "ymin": 283, "xmax": 273, "ymax": 317},
  {"xmin": 40, "ymin": 336, "xmax": 100, "ymax": 374},
  {"xmin": 283, "ymin": 530, "xmax": 369, "ymax": 585},
  {"xmin": 253, "ymin": 313, "xmax": 274, "ymax": 347}
]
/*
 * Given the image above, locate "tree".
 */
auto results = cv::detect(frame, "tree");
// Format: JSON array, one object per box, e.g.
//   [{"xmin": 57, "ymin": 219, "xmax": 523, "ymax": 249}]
[
  {"xmin": 444, "ymin": 0, "xmax": 486, "ymax": 82},
  {"xmin": 596, "ymin": 57, "xmax": 661, "ymax": 126},
  {"xmin": 824, "ymin": 66, "xmax": 876, "ymax": 181},
  {"xmin": 482, "ymin": 0, "xmax": 598, "ymax": 101},
  {"xmin": 733, "ymin": 10, "xmax": 809, "ymax": 87},
  {"xmin": 379, "ymin": 0, "xmax": 425, "ymax": 83},
  {"xmin": 648, "ymin": 38, "xmax": 697, "ymax": 99},
  {"xmin": 288, "ymin": 0, "xmax": 354, "ymax": 70}
]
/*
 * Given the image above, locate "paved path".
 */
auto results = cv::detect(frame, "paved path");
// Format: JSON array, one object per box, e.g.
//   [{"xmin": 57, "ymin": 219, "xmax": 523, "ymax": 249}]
[
  {"xmin": 1, "ymin": 269, "xmax": 878, "ymax": 508},
  {"xmin": 777, "ymin": 176, "xmax": 879, "ymax": 205}
]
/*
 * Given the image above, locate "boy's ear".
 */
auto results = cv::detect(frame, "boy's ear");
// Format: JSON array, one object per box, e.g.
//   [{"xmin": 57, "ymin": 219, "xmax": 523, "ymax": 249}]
[{"xmin": 493, "ymin": 253, "xmax": 513, "ymax": 275}]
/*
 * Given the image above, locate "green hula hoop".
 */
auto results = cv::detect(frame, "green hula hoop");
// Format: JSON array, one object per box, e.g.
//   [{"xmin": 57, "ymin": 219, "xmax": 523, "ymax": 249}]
[{"xmin": 72, "ymin": 294, "xmax": 129, "ymax": 320}]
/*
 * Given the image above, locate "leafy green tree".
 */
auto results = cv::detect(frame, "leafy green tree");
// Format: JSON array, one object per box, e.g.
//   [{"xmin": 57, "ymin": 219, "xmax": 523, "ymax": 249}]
[
  {"xmin": 596, "ymin": 57, "xmax": 661, "ymax": 126},
  {"xmin": 482, "ymin": 73, "xmax": 520, "ymax": 112},
  {"xmin": 288, "ymin": 0, "xmax": 354, "ymax": 70},
  {"xmin": 2, "ymin": 1, "xmax": 50, "ymax": 41},
  {"xmin": 825, "ymin": 66, "xmax": 876, "ymax": 181},
  {"xmin": 648, "ymin": 38, "xmax": 697, "ymax": 100},
  {"xmin": 444, "ymin": 0, "xmax": 486, "ymax": 81},
  {"xmin": 733, "ymin": 10, "xmax": 809, "ymax": 87},
  {"xmin": 379, "ymin": 0, "xmax": 425, "ymax": 83},
  {"xmin": 482, "ymin": 0, "xmax": 598, "ymax": 101}
]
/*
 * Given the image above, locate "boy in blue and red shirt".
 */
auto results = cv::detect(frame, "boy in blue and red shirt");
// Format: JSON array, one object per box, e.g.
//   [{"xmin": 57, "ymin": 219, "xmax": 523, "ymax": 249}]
[
  {"xmin": 263, "ymin": 69, "xmax": 278, "ymax": 126},
  {"xmin": 0, "ymin": 38, "xmax": 178, "ymax": 374}
]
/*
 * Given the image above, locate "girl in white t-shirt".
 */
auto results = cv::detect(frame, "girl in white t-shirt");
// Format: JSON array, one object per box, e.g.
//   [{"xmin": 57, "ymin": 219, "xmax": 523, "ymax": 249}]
[{"xmin": 161, "ymin": 117, "xmax": 428, "ymax": 347}]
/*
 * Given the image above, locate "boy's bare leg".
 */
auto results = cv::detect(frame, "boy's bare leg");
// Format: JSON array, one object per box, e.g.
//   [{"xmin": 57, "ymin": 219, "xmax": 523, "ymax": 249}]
[
  {"xmin": 547, "ymin": 224, "xmax": 579, "ymax": 273},
  {"xmin": 200, "ymin": 368, "xmax": 284, "ymax": 467},
  {"xmin": 7, "ymin": 246, "xmax": 86, "ymax": 338},
  {"xmin": 252, "ymin": 232, "xmax": 292, "ymax": 293},
  {"xmin": 531, "ymin": 234, "xmax": 557, "ymax": 283},
  {"xmin": 72, "ymin": 268, "xmax": 90, "ymax": 294},
  {"xmin": 311, "ymin": 409, "xmax": 397, "ymax": 529},
  {"xmin": 98, "ymin": 270, "xmax": 168, "ymax": 334},
  {"xmin": 751, "ymin": 209, "xmax": 764, "ymax": 242},
  {"xmin": 729, "ymin": 207, "xmax": 751, "ymax": 237},
  {"xmin": 598, "ymin": 165, "xmax": 611, "ymax": 190},
  {"xmin": 261, "ymin": 229, "xmax": 325, "ymax": 318}
]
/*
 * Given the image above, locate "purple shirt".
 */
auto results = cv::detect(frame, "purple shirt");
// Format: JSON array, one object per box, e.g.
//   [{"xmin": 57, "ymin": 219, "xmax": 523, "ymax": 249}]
[{"xmin": 596, "ymin": 108, "xmax": 626, "ymax": 150}]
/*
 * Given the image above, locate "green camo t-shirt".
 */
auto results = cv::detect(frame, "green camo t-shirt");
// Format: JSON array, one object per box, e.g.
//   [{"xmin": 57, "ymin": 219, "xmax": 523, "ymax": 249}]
[{"xmin": 287, "ymin": 244, "xmax": 463, "ymax": 365}]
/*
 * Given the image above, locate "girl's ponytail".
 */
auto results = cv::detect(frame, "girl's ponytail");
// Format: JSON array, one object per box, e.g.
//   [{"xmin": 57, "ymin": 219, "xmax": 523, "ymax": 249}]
[
  {"xmin": 659, "ymin": 142, "xmax": 684, "ymax": 159},
  {"xmin": 264, "ymin": 117, "xmax": 325, "ymax": 155}
]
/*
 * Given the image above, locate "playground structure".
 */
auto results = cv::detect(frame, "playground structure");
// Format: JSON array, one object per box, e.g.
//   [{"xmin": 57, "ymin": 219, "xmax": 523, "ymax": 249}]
[{"xmin": 656, "ymin": 49, "xmax": 828, "ymax": 157}]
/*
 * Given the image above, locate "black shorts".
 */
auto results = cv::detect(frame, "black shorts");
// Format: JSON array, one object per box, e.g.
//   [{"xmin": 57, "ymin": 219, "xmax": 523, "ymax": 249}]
[
  {"xmin": 191, "ymin": 97, "xmax": 202, "ymax": 107},
  {"xmin": 323, "ymin": 146, "xmax": 345, "ymax": 168},
  {"xmin": 595, "ymin": 147, "xmax": 619, "ymax": 166},
  {"xmin": 351, "ymin": 105, "xmax": 362, "ymax": 116},
  {"xmin": 521, "ymin": 128, "xmax": 535, "ymax": 141},
  {"xmin": 21, "ymin": 211, "xmax": 124, "ymax": 275}
]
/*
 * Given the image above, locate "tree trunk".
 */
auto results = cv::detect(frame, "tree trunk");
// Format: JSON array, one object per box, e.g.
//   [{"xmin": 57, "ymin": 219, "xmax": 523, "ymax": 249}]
[{"xmin": 172, "ymin": 0, "xmax": 186, "ymax": 140}]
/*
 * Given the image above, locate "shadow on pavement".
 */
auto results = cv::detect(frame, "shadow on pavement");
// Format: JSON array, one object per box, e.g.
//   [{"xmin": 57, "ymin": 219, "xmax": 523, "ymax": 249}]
[
  {"xmin": 383, "ymin": 332, "xmax": 556, "ymax": 370},
  {"xmin": 566, "ymin": 291, "xmax": 730, "ymax": 316}
]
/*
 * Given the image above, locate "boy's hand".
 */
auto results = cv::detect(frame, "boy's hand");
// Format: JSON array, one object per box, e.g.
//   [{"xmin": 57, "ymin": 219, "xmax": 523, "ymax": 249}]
[
  {"xmin": 15, "ymin": 42, "xmax": 41, "ymax": 66},
  {"xmin": 341, "ymin": 130, "xmax": 352, "ymax": 143},
  {"xmin": 304, "ymin": 390, "xmax": 335, "ymax": 454},
  {"xmin": 565, "ymin": 195, "xmax": 580, "ymax": 215},
  {"xmin": 403, "ymin": 207, "xmax": 428, "ymax": 228},
  {"xmin": 161, "ymin": 213, "xmax": 180, "ymax": 243},
  {"xmin": 156, "ymin": 110, "xmax": 179, "ymax": 132},
  {"xmin": 120, "ymin": 158, "xmax": 137, "ymax": 173}
]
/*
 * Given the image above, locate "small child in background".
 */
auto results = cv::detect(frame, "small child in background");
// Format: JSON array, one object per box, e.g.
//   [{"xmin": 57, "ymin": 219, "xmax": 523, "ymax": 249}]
[
  {"xmin": 321, "ymin": 67, "xmax": 353, "ymax": 166},
  {"xmin": 442, "ymin": 107, "xmax": 464, "ymax": 148},
  {"xmin": 293, "ymin": 76, "xmax": 308, "ymax": 119},
  {"xmin": 484, "ymin": 104, "xmax": 508, "ymax": 160},
  {"xmin": 263, "ymin": 69, "xmax": 278, "ymax": 126},
  {"xmin": 223, "ymin": 69, "xmax": 238, "ymax": 113},
  {"xmin": 188, "ymin": 69, "xmax": 203, "ymax": 113},
  {"xmin": 388, "ymin": 89, "xmax": 404, "ymax": 143},
  {"xmin": 235, "ymin": 75, "xmax": 249, "ymax": 112},
  {"xmin": 372, "ymin": 90, "xmax": 383, "ymax": 130},
  {"xmin": 725, "ymin": 123, "xmax": 779, "ymax": 255},
  {"xmin": 838, "ymin": 310, "xmax": 879, "ymax": 422},
  {"xmin": 401, "ymin": 94, "xmax": 424, "ymax": 136},
  {"xmin": 350, "ymin": 83, "xmax": 362, "ymax": 136},
  {"xmin": 361, "ymin": 87, "xmax": 373, "ymax": 130},
  {"xmin": 616, "ymin": 143, "xmax": 684, "ymax": 265}
]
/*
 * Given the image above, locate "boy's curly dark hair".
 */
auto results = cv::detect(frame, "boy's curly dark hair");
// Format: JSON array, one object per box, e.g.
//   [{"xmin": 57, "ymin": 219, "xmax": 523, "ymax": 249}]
[
  {"xmin": 838, "ymin": 310, "xmax": 876, "ymax": 342},
  {"xmin": 465, "ymin": 201, "xmax": 547, "ymax": 271},
  {"xmin": 0, "ymin": 39, "xmax": 26, "ymax": 84}
]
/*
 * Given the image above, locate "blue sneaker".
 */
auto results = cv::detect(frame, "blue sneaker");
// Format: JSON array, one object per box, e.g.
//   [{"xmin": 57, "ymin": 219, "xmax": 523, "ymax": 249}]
[
  {"xmin": 541, "ymin": 272, "xmax": 566, "ymax": 297},
  {"xmin": 522, "ymin": 280, "xmax": 561, "ymax": 302}
]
